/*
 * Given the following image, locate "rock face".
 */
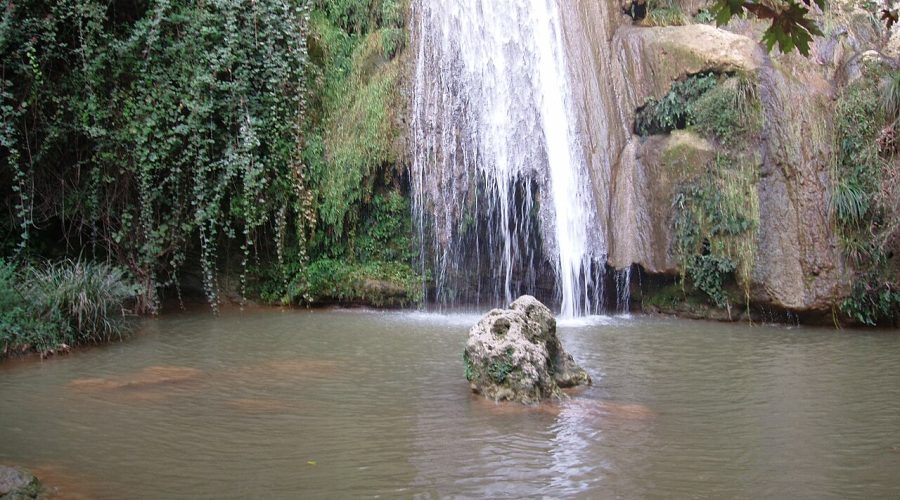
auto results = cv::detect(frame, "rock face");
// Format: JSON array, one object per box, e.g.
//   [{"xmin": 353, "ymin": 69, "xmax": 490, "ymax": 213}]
[
  {"xmin": 557, "ymin": 3, "xmax": 856, "ymax": 316},
  {"xmin": 0, "ymin": 466, "xmax": 41, "ymax": 499},
  {"xmin": 463, "ymin": 296, "xmax": 591, "ymax": 403}
]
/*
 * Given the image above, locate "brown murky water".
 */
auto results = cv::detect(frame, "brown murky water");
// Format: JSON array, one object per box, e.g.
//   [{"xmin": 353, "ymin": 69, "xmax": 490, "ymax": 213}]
[{"xmin": 1, "ymin": 310, "xmax": 899, "ymax": 498}]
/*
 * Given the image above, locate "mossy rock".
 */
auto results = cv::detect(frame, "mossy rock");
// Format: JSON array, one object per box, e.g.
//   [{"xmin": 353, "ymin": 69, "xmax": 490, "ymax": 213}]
[
  {"xmin": 463, "ymin": 296, "xmax": 591, "ymax": 404},
  {"xmin": 0, "ymin": 466, "xmax": 42, "ymax": 500},
  {"xmin": 658, "ymin": 130, "xmax": 716, "ymax": 177}
]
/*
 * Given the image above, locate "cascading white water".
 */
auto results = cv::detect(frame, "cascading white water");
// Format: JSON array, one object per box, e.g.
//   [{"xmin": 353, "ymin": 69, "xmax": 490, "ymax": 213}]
[{"xmin": 411, "ymin": 0, "xmax": 607, "ymax": 317}]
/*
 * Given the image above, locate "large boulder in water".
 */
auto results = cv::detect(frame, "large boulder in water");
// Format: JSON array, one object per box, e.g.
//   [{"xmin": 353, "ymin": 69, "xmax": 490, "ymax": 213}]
[{"xmin": 463, "ymin": 296, "xmax": 591, "ymax": 404}]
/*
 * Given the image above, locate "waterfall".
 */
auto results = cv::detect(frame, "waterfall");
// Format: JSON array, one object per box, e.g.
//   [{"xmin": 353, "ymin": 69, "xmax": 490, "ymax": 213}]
[{"xmin": 411, "ymin": 0, "xmax": 609, "ymax": 317}]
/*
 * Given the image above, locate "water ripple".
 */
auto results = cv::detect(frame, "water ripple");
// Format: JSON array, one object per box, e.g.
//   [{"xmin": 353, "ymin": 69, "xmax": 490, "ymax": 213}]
[{"xmin": 0, "ymin": 311, "xmax": 898, "ymax": 498}]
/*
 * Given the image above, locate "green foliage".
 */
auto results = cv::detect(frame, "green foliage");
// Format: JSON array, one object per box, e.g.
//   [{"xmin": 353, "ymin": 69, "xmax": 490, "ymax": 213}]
[
  {"xmin": 841, "ymin": 272, "xmax": 900, "ymax": 326},
  {"xmin": 695, "ymin": 9, "xmax": 717, "ymax": 24},
  {"xmin": 832, "ymin": 70, "xmax": 890, "ymax": 252},
  {"xmin": 689, "ymin": 75, "xmax": 763, "ymax": 146},
  {"xmin": 0, "ymin": 0, "xmax": 414, "ymax": 318},
  {"xmin": 759, "ymin": 2, "xmax": 824, "ymax": 55},
  {"xmin": 243, "ymin": 0, "xmax": 415, "ymax": 309},
  {"xmin": 643, "ymin": 283, "xmax": 685, "ymax": 309},
  {"xmin": 0, "ymin": 0, "xmax": 312, "ymax": 313},
  {"xmin": 356, "ymin": 191, "xmax": 415, "ymax": 263},
  {"xmin": 300, "ymin": 258, "xmax": 421, "ymax": 307},
  {"xmin": 832, "ymin": 66, "xmax": 899, "ymax": 326},
  {"xmin": 881, "ymin": 70, "xmax": 900, "ymax": 120},
  {"xmin": 688, "ymin": 254, "xmax": 737, "ymax": 308},
  {"xmin": 319, "ymin": 0, "xmax": 373, "ymax": 33},
  {"xmin": 380, "ymin": 27, "xmax": 405, "ymax": 59},
  {"xmin": 247, "ymin": 186, "xmax": 420, "ymax": 307},
  {"xmin": 308, "ymin": 8, "xmax": 405, "ymax": 247},
  {"xmin": 643, "ymin": 73, "xmax": 763, "ymax": 312},
  {"xmin": 24, "ymin": 260, "xmax": 141, "ymax": 345},
  {"xmin": 711, "ymin": 0, "xmax": 825, "ymax": 56},
  {"xmin": 635, "ymin": 73, "xmax": 718, "ymax": 136},
  {"xmin": 831, "ymin": 179, "xmax": 870, "ymax": 228},
  {"xmin": 644, "ymin": 1, "xmax": 690, "ymax": 26},
  {"xmin": 835, "ymin": 72, "xmax": 885, "ymax": 186},
  {"xmin": 249, "ymin": 255, "xmax": 422, "ymax": 307},
  {"xmin": 315, "ymin": 0, "xmax": 403, "ymax": 35},
  {"xmin": 0, "ymin": 259, "xmax": 59, "ymax": 356},
  {"xmin": 637, "ymin": 72, "xmax": 762, "ymax": 145},
  {"xmin": 0, "ymin": 259, "xmax": 139, "ymax": 357},
  {"xmin": 673, "ymin": 154, "xmax": 759, "ymax": 308}
]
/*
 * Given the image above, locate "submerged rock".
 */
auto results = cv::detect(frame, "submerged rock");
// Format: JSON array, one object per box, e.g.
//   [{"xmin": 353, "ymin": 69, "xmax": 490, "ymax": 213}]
[
  {"xmin": 463, "ymin": 296, "xmax": 591, "ymax": 404},
  {"xmin": 0, "ymin": 466, "xmax": 41, "ymax": 499},
  {"xmin": 68, "ymin": 366, "xmax": 204, "ymax": 391}
]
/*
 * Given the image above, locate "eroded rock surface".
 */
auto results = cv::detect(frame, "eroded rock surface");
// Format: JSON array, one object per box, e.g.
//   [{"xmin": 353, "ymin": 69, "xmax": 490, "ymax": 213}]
[
  {"xmin": 463, "ymin": 296, "xmax": 591, "ymax": 404},
  {"xmin": 0, "ymin": 466, "xmax": 41, "ymax": 499},
  {"xmin": 557, "ymin": 3, "xmax": 856, "ymax": 317}
]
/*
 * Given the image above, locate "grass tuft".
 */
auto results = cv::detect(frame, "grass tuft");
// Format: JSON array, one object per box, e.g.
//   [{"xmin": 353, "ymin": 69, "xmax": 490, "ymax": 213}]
[{"xmin": 1, "ymin": 259, "xmax": 140, "ymax": 357}]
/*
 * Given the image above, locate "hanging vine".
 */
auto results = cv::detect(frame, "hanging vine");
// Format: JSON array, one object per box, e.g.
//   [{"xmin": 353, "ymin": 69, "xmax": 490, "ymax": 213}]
[{"xmin": 0, "ymin": 0, "xmax": 312, "ymax": 312}]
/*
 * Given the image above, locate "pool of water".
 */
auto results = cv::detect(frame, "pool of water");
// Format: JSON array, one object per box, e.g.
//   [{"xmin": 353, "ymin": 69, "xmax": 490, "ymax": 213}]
[{"xmin": 1, "ymin": 309, "xmax": 898, "ymax": 498}]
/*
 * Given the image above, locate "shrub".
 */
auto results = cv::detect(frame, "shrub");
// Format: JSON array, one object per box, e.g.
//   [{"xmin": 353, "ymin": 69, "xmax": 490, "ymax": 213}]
[
  {"xmin": 841, "ymin": 272, "xmax": 900, "ymax": 326},
  {"xmin": 635, "ymin": 72, "xmax": 762, "ymax": 146},
  {"xmin": 635, "ymin": 73, "xmax": 718, "ymax": 136},
  {"xmin": 296, "ymin": 258, "xmax": 422, "ymax": 307},
  {"xmin": 2, "ymin": 259, "xmax": 140, "ymax": 356},
  {"xmin": 689, "ymin": 75, "xmax": 762, "ymax": 146},
  {"xmin": 249, "ymin": 256, "xmax": 422, "ymax": 307},
  {"xmin": 880, "ymin": 70, "xmax": 900, "ymax": 121},
  {"xmin": 643, "ymin": 7, "xmax": 690, "ymax": 26},
  {"xmin": 0, "ymin": 260, "xmax": 59, "ymax": 356},
  {"xmin": 23, "ymin": 260, "xmax": 141, "ymax": 345},
  {"xmin": 694, "ymin": 9, "xmax": 716, "ymax": 24},
  {"xmin": 830, "ymin": 179, "xmax": 870, "ymax": 228},
  {"xmin": 688, "ymin": 254, "xmax": 737, "ymax": 308}
]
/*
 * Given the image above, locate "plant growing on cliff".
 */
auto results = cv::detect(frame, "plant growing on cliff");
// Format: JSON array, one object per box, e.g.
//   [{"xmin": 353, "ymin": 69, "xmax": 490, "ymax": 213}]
[
  {"xmin": 635, "ymin": 73, "xmax": 718, "ymax": 136},
  {"xmin": 690, "ymin": 74, "xmax": 763, "ymax": 146},
  {"xmin": 831, "ymin": 64, "xmax": 899, "ymax": 325},
  {"xmin": 636, "ymin": 72, "xmax": 762, "ymax": 144},
  {"xmin": 307, "ymin": 4, "xmax": 407, "ymax": 252},
  {"xmin": 841, "ymin": 272, "xmax": 900, "ymax": 326},
  {"xmin": 643, "ymin": 0, "xmax": 690, "ymax": 26},
  {"xmin": 673, "ymin": 154, "xmax": 759, "ymax": 311}
]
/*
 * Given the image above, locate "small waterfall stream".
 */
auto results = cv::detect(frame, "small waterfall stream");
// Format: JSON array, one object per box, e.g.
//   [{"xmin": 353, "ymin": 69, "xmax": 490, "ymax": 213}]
[{"xmin": 411, "ymin": 0, "xmax": 609, "ymax": 317}]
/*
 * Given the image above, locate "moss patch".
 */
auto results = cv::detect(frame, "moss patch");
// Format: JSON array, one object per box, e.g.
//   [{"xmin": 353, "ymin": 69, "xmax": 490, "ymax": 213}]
[
  {"xmin": 487, "ymin": 347, "xmax": 516, "ymax": 384},
  {"xmin": 672, "ymin": 153, "xmax": 759, "ymax": 309}
]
